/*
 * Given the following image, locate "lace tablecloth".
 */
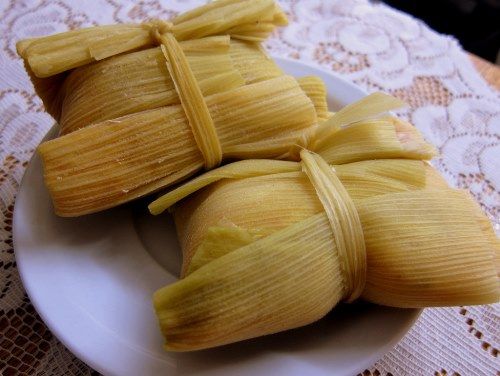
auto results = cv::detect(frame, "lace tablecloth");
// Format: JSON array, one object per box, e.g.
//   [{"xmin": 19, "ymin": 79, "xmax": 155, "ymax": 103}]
[{"xmin": 1, "ymin": 0, "xmax": 499, "ymax": 375}]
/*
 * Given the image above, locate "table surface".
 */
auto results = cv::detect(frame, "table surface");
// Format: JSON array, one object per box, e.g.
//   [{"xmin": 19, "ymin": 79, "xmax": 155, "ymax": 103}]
[
  {"xmin": 1, "ymin": 1, "xmax": 499, "ymax": 375},
  {"xmin": 469, "ymin": 54, "xmax": 500, "ymax": 90}
]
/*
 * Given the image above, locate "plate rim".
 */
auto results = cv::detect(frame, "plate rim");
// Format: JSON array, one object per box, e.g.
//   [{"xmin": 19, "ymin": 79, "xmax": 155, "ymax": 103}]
[{"xmin": 13, "ymin": 56, "xmax": 421, "ymax": 376}]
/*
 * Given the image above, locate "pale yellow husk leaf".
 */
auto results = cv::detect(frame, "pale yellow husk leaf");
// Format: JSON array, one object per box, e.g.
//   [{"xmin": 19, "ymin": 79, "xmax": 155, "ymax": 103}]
[
  {"xmin": 297, "ymin": 76, "xmax": 329, "ymax": 121},
  {"xmin": 176, "ymin": 161, "xmax": 451, "ymax": 274},
  {"xmin": 228, "ymin": 40, "xmax": 283, "ymax": 84},
  {"xmin": 186, "ymin": 226, "xmax": 261, "ymax": 275},
  {"xmin": 59, "ymin": 36, "xmax": 245, "ymax": 134},
  {"xmin": 16, "ymin": 0, "xmax": 287, "ymax": 78},
  {"xmin": 290, "ymin": 116, "xmax": 437, "ymax": 164},
  {"xmin": 309, "ymin": 92, "xmax": 407, "ymax": 151},
  {"xmin": 36, "ymin": 37, "xmax": 284, "ymax": 134}
]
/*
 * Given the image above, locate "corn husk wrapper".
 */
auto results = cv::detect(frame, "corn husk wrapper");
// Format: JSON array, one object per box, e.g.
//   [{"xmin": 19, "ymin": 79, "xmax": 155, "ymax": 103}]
[
  {"xmin": 152, "ymin": 155, "xmax": 499, "ymax": 351},
  {"xmin": 24, "ymin": 36, "xmax": 283, "ymax": 133},
  {"xmin": 57, "ymin": 37, "xmax": 281, "ymax": 134},
  {"xmin": 16, "ymin": 0, "xmax": 286, "ymax": 130},
  {"xmin": 228, "ymin": 40, "xmax": 283, "ymax": 84},
  {"xmin": 16, "ymin": 0, "xmax": 287, "ymax": 78},
  {"xmin": 296, "ymin": 76, "xmax": 329, "ymax": 121}
]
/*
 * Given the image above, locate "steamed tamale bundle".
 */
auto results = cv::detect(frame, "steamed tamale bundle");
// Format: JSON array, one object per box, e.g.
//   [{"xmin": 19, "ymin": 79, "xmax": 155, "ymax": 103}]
[
  {"xmin": 151, "ymin": 151, "xmax": 499, "ymax": 351},
  {"xmin": 17, "ymin": 0, "xmax": 345, "ymax": 216}
]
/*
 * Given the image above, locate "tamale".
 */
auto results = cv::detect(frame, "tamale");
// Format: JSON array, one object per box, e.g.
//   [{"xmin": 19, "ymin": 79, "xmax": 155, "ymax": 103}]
[
  {"xmin": 152, "ymin": 152, "xmax": 499, "ymax": 351},
  {"xmin": 17, "ymin": 0, "xmax": 328, "ymax": 217}
]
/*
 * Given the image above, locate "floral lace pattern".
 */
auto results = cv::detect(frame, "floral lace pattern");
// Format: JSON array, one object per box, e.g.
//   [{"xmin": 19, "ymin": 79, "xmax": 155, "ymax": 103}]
[{"xmin": 0, "ymin": 0, "xmax": 498, "ymax": 375}]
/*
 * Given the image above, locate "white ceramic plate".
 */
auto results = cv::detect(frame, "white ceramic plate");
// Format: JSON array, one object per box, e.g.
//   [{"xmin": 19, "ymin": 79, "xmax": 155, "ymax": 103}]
[{"xmin": 14, "ymin": 58, "xmax": 420, "ymax": 376}]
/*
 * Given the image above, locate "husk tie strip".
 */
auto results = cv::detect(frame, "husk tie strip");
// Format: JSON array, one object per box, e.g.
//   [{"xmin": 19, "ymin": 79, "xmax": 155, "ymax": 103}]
[
  {"xmin": 145, "ymin": 20, "xmax": 222, "ymax": 169},
  {"xmin": 300, "ymin": 150, "xmax": 366, "ymax": 302}
]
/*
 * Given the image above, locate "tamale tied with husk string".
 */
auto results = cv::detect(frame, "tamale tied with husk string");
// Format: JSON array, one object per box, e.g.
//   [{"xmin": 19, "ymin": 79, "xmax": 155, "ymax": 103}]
[
  {"xmin": 17, "ymin": 0, "xmax": 344, "ymax": 217},
  {"xmin": 151, "ymin": 149, "xmax": 499, "ymax": 351}
]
